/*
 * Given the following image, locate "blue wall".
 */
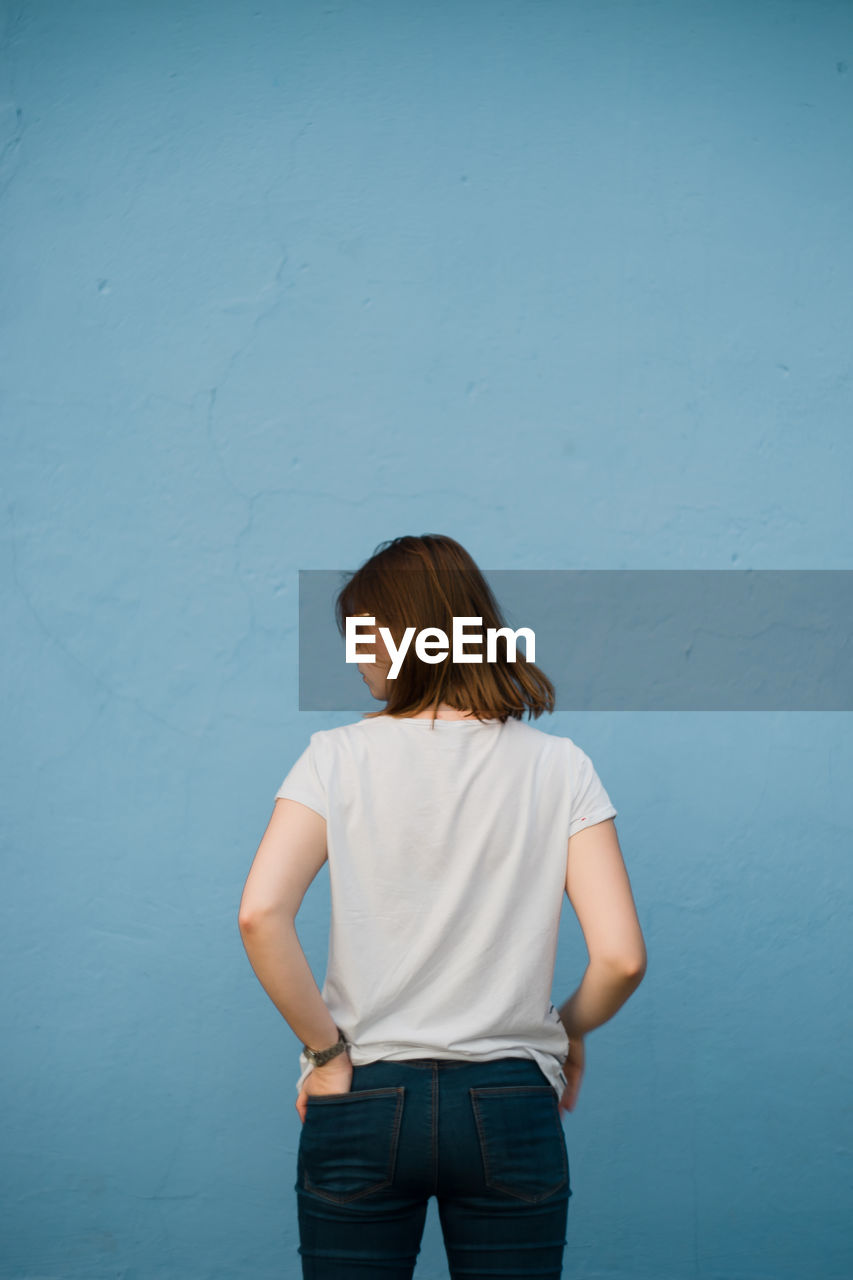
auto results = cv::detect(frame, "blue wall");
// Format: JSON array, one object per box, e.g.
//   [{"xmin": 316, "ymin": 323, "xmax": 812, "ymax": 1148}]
[{"xmin": 2, "ymin": 2, "xmax": 851, "ymax": 1277}]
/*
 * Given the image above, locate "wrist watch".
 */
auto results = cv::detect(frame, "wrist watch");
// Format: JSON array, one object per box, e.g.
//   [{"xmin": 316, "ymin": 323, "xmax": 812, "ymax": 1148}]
[{"xmin": 303, "ymin": 1026, "xmax": 349, "ymax": 1068}]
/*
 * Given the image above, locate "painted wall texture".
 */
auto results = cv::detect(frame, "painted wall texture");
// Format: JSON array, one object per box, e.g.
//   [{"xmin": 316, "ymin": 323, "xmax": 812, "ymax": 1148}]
[{"xmin": 2, "ymin": 2, "xmax": 851, "ymax": 1277}]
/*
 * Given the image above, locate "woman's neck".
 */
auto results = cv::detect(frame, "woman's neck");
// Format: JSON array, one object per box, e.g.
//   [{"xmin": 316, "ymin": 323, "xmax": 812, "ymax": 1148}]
[{"xmin": 404, "ymin": 703, "xmax": 476, "ymax": 721}]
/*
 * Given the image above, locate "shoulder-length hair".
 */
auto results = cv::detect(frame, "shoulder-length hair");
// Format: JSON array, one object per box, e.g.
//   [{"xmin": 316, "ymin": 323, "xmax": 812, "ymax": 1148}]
[{"xmin": 334, "ymin": 534, "xmax": 555, "ymax": 725}]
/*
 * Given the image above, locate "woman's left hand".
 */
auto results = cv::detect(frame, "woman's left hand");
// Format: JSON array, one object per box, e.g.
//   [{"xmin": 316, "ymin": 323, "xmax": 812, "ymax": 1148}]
[{"xmin": 295, "ymin": 1054, "xmax": 354, "ymax": 1125}]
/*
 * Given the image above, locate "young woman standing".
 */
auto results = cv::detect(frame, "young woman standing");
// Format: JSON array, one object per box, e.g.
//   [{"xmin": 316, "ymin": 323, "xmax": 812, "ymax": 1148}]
[{"xmin": 239, "ymin": 534, "xmax": 647, "ymax": 1279}]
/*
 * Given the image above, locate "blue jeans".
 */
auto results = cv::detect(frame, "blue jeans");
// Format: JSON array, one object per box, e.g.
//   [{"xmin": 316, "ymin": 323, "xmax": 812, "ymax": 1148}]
[{"xmin": 296, "ymin": 1056, "xmax": 571, "ymax": 1278}]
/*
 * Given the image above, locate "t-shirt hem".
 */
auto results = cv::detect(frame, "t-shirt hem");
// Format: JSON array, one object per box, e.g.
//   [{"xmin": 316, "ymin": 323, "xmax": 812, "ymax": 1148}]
[
  {"xmin": 274, "ymin": 789, "xmax": 326, "ymax": 820},
  {"xmin": 568, "ymin": 805, "xmax": 617, "ymax": 838},
  {"xmin": 295, "ymin": 1044, "xmax": 568, "ymax": 1104}
]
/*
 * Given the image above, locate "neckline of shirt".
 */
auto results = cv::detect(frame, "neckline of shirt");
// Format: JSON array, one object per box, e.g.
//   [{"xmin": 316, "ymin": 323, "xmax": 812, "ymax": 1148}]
[{"xmin": 388, "ymin": 716, "xmax": 503, "ymax": 727}]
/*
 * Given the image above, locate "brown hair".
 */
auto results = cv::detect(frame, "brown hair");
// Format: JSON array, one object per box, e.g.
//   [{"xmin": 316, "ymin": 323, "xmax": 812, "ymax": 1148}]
[{"xmin": 334, "ymin": 534, "xmax": 555, "ymax": 726}]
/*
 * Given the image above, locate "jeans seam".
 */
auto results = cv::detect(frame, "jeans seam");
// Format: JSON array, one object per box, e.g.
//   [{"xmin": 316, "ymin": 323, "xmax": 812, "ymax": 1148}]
[{"xmin": 431, "ymin": 1063, "xmax": 438, "ymax": 1195}]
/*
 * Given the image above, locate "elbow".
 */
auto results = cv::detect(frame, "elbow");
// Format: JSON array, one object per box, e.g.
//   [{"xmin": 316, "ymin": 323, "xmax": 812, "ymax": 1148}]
[
  {"xmin": 622, "ymin": 947, "xmax": 647, "ymax": 983},
  {"xmin": 238, "ymin": 903, "xmax": 293, "ymax": 934},
  {"xmin": 238, "ymin": 899, "xmax": 265, "ymax": 934},
  {"xmin": 619, "ymin": 931, "xmax": 648, "ymax": 981},
  {"xmin": 598, "ymin": 948, "xmax": 647, "ymax": 982}
]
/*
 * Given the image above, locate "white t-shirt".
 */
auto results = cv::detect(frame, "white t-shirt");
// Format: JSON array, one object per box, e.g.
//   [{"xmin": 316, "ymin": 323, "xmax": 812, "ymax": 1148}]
[{"xmin": 274, "ymin": 714, "xmax": 617, "ymax": 1103}]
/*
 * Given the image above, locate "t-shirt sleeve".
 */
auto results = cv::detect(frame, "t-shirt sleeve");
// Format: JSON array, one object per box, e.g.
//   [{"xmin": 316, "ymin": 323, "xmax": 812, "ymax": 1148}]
[
  {"xmin": 274, "ymin": 734, "xmax": 327, "ymax": 820},
  {"xmin": 568, "ymin": 741, "xmax": 617, "ymax": 838}
]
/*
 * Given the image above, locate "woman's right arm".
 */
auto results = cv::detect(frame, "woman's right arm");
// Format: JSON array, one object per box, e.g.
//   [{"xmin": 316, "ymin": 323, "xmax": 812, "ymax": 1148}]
[{"xmin": 557, "ymin": 818, "xmax": 647, "ymax": 1040}]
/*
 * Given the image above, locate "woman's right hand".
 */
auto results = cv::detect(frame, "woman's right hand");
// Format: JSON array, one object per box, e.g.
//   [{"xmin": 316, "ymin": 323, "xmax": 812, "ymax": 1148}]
[{"xmin": 558, "ymin": 1035, "xmax": 585, "ymax": 1114}]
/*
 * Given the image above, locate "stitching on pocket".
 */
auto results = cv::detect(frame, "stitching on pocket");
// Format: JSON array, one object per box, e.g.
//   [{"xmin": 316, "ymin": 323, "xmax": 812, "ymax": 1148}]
[
  {"xmin": 302, "ymin": 1086, "xmax": 405, "ymax": 1204},
  {"xmin": 306, "ymin": 1086, "xmax": 405, "ymax": 1105},
  {"xmin": 469, "ymin": 1085, "xmax": 568, "ymax": 1203}
]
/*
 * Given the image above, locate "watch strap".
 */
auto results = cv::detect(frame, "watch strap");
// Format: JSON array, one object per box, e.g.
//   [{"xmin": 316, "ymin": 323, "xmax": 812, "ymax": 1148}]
[{"xmin": 303, "ymin": 1027, "xmax": 348, "ymax": 1067}]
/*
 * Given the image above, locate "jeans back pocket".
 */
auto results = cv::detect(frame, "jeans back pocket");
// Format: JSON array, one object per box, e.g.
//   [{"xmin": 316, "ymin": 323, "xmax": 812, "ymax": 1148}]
[
  {"xmin": 300, "ymin": 1086, "xmax": 405, "ymax": 1204},
  {"xmin": 469, "ymin": 1084, "xmax": 569, "ymax": 1202}
]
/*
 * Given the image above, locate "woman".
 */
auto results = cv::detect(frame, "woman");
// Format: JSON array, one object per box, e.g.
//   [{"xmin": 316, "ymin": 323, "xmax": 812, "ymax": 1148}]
[{"xmin": 239, "ymin": 534, "xmax": 647, "ymax": 1280}]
